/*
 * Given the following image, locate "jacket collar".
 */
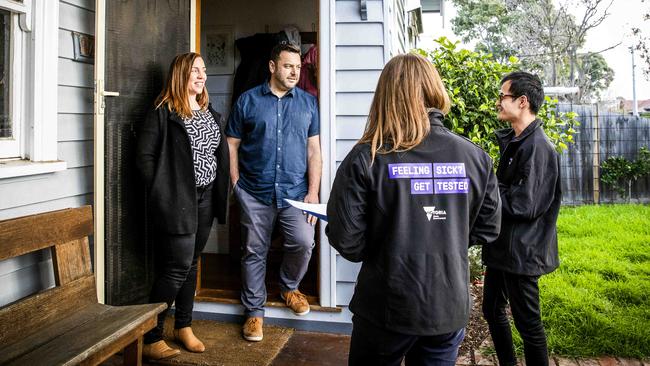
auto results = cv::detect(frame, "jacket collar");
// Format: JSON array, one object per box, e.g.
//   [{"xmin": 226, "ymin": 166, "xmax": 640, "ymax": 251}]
[
  {"xmin": 495, "ymin": 118, "xmax": 542, "ymax": 146},
  {"xmin": 428, "ymin": 109, "xmax": 445, "ymax": 127},
  {"xmin": 167, "ymin": 107, "xmax": 185, "ymax": 127}
]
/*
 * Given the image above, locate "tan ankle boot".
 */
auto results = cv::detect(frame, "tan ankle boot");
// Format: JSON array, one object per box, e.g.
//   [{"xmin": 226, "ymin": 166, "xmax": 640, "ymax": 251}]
[
  {"xmin": 174, "ymin": 327, "xmax": 205, "ymax": 353},
  {"xmin": 142, "ymin": 340, "xmax": 181, "ymax": 360}
]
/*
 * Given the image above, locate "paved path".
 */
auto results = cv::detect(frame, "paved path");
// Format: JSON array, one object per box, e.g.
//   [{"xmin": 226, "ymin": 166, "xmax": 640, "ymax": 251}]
[
  {"xmin": 455, "ymin": 338, "xmax": 649, "ymax": 366},
  {"xmin": 103, "ymin": 323, "xmax": 649, "ymax": 365}
]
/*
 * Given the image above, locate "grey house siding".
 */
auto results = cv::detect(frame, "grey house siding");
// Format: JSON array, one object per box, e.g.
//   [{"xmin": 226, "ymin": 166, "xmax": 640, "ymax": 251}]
[
  {"xmin": 0, "ymin": 0, "xmax": 95, "ymax": 306},
  {"xmin": 334, "ymin": 0, "xmax": 410, "ymax": 307}
]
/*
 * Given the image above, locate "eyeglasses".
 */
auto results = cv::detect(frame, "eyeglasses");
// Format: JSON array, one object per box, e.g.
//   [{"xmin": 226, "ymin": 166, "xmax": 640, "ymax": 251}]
[{"xmin": 498, "ymin": 93, "xmax": 519, "ymax": 102}]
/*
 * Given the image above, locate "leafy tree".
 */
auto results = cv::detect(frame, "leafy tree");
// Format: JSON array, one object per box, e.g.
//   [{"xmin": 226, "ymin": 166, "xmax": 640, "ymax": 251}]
[
  {"xmin": 416, "ymin": 37, "xmax": 579, "ymax": 163},
  {"xmin": 574, "ymin": 52, "xmax": 615, "ymax": 101},
  {"xmin": 450, "ymin": 0, "xmax": 616, "ymax": 102},
  {"xmin": 632, "ymin": 0, "xmax": 650, "ymax": 79},
  {"xmin": 450, "ymin": 0, "xmax": 518, "ymax": 62}
]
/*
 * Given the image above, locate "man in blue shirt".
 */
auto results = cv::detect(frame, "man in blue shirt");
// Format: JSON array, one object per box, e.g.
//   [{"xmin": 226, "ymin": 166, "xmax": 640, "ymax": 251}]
[{"xmin": 226, "ymin": 43, "xmax": 322, "ymax": 342}]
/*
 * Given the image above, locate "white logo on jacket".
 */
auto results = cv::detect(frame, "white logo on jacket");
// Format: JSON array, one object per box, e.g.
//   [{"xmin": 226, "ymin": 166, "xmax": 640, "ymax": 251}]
[{"xmin": 423, "ymin": 206, "xmax": 447, "ymax": 221}]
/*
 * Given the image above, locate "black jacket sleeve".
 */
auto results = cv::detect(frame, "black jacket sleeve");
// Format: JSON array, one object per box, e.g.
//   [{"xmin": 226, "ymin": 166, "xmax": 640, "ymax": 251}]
[
  {"xmin": 135, "ymin": 108, "xmax": 162, "ymax": 188},
  {"xmin": 470, "ymin": 162, "xmax": 502, "ymax": 246},
  {"xmin": 500, "ymin": 144, "xmax": 559, "ymax": 220},
  {"xmin": 325, "ymin": 148, "xmax": 370, "ymax": 262}
]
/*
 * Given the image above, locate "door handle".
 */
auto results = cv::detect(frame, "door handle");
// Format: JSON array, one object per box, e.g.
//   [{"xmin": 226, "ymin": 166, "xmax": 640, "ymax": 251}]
[{"xmin": 95, "ymin": 79, "xmax": 120, "ymax": 115}]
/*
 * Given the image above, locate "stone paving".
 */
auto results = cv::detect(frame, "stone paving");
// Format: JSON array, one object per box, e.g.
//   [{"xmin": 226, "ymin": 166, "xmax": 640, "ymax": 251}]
[
  {"xmin": 455, "ymin": 353, "xmax": 649, "ymax": 366},
  {"xmin": 455, "ymin": 338, "xmax": 649, "ymax": 366}
]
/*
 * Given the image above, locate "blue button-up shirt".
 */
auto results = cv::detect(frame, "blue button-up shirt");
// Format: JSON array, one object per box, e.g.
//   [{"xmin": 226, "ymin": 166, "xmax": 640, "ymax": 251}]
[{"xmin": 226, "ymin": 82, "xmax": 320, "ymax": 208}]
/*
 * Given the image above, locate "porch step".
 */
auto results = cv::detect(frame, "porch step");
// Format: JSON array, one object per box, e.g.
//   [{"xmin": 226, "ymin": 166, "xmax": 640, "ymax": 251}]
[{"xmin": 195, "ymin": 289, "xmax": 342, "ymax": 313}]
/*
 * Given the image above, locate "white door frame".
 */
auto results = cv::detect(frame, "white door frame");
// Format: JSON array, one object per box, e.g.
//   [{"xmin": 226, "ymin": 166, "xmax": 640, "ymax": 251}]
[
  {"xmin": 319, "ymin": 0, "xmax": 337, "ymax": 308},
  {"xmin": 190, "ymin": 0, "xmax": 338, "ymax": 311},
  {"xmin": 93, "ymin": 0, "xmax": 107, "ymax": 303}
]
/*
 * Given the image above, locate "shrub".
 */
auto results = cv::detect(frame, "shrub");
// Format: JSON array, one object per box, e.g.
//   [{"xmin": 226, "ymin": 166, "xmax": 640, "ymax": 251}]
[
  {"xmin": 416, "ymin": 37, "xmax": 578, "ymax": 163},
  {"xmin": 600, "ymin": 147, "xmax": 650, "ymax": 201}
]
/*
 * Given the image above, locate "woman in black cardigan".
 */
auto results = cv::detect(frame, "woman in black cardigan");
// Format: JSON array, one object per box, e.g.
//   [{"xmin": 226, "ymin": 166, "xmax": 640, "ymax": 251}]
[{"xmin": 136, "ymin": 52, "xmax": 229, "ymax": 360}]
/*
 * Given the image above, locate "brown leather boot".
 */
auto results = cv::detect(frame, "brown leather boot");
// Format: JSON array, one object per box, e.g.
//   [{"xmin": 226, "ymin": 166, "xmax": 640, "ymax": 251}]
[
  {"xmin": 173, "ymin": 327, "xmax": 206, "ymax": 353},
  {"xmin": 142, "ymin": 340, "xmax": 181, "ymax": 360}
]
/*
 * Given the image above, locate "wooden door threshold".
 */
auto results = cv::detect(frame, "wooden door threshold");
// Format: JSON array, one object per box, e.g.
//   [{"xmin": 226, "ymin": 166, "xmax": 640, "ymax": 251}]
[{"xmin": 195, "ymin": 288, "xmax": 342, "ymax": 313}]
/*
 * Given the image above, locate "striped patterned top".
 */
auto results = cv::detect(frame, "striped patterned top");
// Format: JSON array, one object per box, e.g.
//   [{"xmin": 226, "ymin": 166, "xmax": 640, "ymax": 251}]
[{"xmin": 184, "ymin": 110, "xmax": 221, "ymax": 187}]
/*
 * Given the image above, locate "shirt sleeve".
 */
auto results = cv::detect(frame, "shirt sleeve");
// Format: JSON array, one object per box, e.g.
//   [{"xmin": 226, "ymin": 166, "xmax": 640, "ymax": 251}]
[
  {"xmin": 225, "ymin": 97, "xmax": 245, "ymax": 138},
  {"xmin": 325, "ymin": 148, "xmax": 369, "ymax": 262},
  {"xmin": 307, "ymin": 96, "xmax": 320, "ymax": 137}
]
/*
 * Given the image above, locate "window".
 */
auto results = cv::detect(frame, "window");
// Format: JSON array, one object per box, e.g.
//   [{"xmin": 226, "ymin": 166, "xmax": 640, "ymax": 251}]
[
  {"xmin": 421, "ymin": 0, "xmax": 442, "ymax": 13},
  {"xmin": 0, "ymin": 4, "xmax": 21, "ymax": 158},
  {"xmin": 0, "ymin": 0, "xmax": 63, "ymax": 177},
  {"xmin": 0, "ymin": 9, "xmax": 10, "ymax": 139}
]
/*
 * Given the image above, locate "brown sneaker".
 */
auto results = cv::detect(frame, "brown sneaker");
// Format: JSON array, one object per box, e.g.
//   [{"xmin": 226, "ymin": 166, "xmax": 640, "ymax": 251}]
[
  {"xmin": 242, "ymin": 316, "xmax": 264, "ymax": 342},
  {"xmin": 281, "ymin": 289, "xmax": 310, "ymax": 316},
  {"xmin": 142, "ymin": 340, "xmax": 181, "ymax": 360}
]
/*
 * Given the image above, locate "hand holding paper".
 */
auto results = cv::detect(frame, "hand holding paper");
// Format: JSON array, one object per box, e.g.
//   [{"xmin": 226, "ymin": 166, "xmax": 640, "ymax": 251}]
[{"xmin": 284, "ymin": 199, "xmax": 328, "ymax": 222}]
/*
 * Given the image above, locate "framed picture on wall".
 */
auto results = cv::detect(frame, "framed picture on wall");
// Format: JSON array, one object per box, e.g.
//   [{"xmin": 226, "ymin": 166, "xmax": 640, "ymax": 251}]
[{"xmin": 202, "ymin": 25, "xmax": 234, "ymax": 75}]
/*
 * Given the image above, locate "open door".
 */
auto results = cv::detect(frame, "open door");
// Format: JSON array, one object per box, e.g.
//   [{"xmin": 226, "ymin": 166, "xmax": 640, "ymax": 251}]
[
  {"xmin": 94, "ymin": 0, "xmax": 192, "ymax": 305},
  {"xmin": 195, "ymin": 0, "xmax": 322, "ymax": 309}
]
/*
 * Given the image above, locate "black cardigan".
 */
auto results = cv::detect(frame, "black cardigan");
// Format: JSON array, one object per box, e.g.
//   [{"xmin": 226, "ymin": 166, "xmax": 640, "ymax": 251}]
[{"xmin": 135, "ymin": 104, "xmax": 230, "ymax": 234}]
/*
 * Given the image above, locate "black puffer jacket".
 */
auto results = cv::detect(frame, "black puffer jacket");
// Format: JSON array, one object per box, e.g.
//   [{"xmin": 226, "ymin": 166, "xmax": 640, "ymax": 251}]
[
  {"xmin": 482, "ymin": 119, "xmax": 561, "ymax": 276},
  {"xmin": 135, "ymin": 104, "xmax": 230, "ymax": 234},
  {"xmin": 326, "ymin": 110, "xmax": 501, "ymax": 335}
]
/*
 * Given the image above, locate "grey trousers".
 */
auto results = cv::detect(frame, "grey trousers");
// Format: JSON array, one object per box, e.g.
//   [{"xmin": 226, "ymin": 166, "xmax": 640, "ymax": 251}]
[{"xmin": 235, "ymin": 184, "xmax": 315, "ymax": 317}]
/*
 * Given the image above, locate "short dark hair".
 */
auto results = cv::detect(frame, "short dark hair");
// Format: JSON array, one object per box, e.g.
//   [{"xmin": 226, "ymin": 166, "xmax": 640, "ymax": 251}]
[
  {"xmin": 500, "ymin": 71, "xmax": 544, "ymax": 114},
  {"xmin": 270, "ymin": 42, "xmax": 301, "ymax": 62}
]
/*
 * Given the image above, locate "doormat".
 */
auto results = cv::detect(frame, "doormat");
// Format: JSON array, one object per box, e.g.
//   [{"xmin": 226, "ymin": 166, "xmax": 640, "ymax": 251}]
[{"xmin": 149, "ymin": 318, "xmax": 294, "ymax": 366}]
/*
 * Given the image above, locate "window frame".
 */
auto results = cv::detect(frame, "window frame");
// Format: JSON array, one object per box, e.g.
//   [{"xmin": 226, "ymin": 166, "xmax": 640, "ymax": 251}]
[{"xmin": 0, "ymin": 0, "xmax": 63, "ymax": 177}]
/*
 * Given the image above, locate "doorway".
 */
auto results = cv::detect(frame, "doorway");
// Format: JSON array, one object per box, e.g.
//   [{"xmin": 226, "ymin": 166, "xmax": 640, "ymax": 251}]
[{"xmin": 195, "ymin": 0, "xmax": 322, "ymax": 308}]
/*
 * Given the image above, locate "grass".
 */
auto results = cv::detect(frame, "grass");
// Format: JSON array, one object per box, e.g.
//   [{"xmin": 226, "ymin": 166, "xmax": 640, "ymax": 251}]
[{"xmin": 510, "ymin": 204, "xmax": 650, "ymax": 358}]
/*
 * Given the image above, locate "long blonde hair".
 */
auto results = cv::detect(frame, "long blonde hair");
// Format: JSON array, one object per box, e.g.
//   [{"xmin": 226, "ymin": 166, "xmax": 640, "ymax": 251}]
[
  {"xmin": 359, "ymin": 53, "xmax": 451, "ymax": 162},
  {"xmin": 155, "ymin": 52, "xmax": 209, "ymax": 118}
]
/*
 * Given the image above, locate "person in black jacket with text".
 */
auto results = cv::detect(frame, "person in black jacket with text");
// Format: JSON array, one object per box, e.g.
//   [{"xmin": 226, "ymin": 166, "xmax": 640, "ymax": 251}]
[
  {"xmin": 136, "ymin": 53, "xmax": 230, "ymax": 360},
  {"xmin": 326, "ymin": 53, "xmax": 502, "ymax": 366},
  {"xmin": 482, "ymin": 71, "xmax": 561, "ymax": 366}
]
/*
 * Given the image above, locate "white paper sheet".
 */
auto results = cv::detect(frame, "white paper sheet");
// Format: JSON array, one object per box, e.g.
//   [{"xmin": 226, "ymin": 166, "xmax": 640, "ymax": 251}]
[{"xmin": 284, "ymin": 199, "xmax": 328, "ymax": 222}]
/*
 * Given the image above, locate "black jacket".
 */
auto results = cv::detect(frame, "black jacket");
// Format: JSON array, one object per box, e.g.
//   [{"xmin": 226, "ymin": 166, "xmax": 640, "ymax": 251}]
[
  {"xmin": 482, "ymin": 119, "xmax": 561, "ymax": 276},
  {"xmin": 135, "ymin": 104, "xmax": 230, "ymax": 234},
  {"xmin": 326, "ymin": 111, "xmax": 501, "ymax": 335}
]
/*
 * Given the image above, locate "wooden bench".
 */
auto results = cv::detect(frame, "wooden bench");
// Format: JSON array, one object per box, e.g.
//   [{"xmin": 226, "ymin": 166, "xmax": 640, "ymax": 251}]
[{"xmin": 0, "ymin": 206, "xmax": 166, "ymax": 366}]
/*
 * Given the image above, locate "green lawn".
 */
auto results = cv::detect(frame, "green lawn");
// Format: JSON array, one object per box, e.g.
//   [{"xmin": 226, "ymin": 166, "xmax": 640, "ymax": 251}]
[{"xmin": 518, "ymin": 204, "xmax": 650, "ymax": 357}]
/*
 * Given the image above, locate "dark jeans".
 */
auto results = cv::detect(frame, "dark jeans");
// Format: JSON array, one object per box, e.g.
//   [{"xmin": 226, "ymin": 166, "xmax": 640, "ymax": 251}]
[
  {"xmin": 482, "ymin": 267, "xmax": 549, "ymax": 366},
  {"xmin": 144, "ymin": 183, "xmax": 214, "ymax": 344},
  {"xmin": 348, "ymin": 315, "xmax": 464, "ymax": 366}
]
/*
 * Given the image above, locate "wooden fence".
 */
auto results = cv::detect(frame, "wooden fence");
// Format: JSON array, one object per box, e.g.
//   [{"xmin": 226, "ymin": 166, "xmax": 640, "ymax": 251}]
[{"xmin": 559, "ymin": 104, "xmax": 650, "ymax": 205}]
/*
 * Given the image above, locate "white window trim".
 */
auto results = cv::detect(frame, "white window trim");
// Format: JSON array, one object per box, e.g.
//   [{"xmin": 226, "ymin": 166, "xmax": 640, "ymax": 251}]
[
  {"xmin": 0, "ymin": 0, "xmax": 63, "ymax": 177},
  {"xmin": 0, "ymin": 12, "xmax": 22, "ymax": 158}
]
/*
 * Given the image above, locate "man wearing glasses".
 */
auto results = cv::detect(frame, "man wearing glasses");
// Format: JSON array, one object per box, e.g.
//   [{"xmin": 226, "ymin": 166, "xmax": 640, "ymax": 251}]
[{"xmin": 482, "ymin": 71, "xmax": 561, "ymax": 366}]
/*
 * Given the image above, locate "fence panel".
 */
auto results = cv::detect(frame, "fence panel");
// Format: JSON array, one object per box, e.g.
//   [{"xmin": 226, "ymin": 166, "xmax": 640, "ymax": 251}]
[{"xmin": 559, "ymin": 104, "xmax": 650, "ymax": 205}]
